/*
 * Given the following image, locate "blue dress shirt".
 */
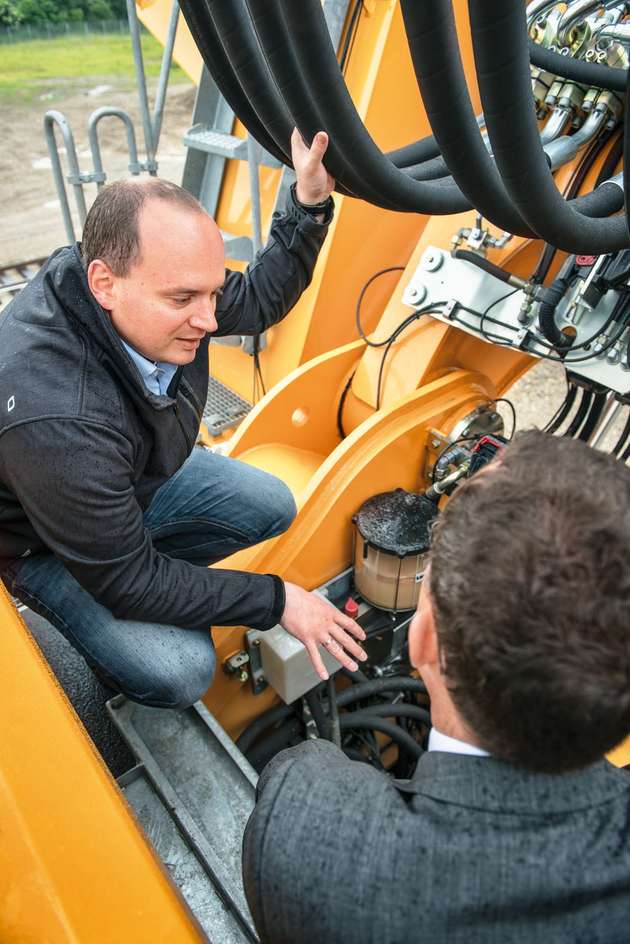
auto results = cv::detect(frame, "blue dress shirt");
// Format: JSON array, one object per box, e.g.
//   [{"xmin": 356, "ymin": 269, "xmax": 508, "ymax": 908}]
[{"xmin": 120, "ymin": 338, "xmax": 178, "ymax": 397}]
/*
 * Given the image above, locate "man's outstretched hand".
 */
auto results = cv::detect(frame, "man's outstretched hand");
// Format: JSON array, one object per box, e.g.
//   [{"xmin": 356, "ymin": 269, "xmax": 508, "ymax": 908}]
[
  {"xmin": 280, "ymin": 581, "xmax": 367, "ymax": 680},
  {"xmin": 291, "ymin": 128, "xmax": 335, "ymax": 206}
]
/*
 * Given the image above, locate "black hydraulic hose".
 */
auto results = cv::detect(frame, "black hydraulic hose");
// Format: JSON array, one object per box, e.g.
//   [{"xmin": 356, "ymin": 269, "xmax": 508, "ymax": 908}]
[
  {"xmin": 388, "ymin": 136, "xmax": 442, "ymax": 169},
  {"xmin": 405, "ymin": 155, "xmax": 450, "ymax": 182},
  {"xmin": 563, "ymin": 387, "xmax": 594, "ymax": 438},
  {"xmin": 577, "ymin": 390, "xmax": 607, "ymax": 442},
  {"xmin": 354, "ymin": 703, "xmax": 432, "ymax": 727},
  {"xmin": 249, "ymin": 0, "xmax": 472, "ymax": 214},
  {"xmin": 305, "ymin": 688, "xmax": 330, "ymax": 741},
  {"xmin": 178, "ymin": 0, "xmax": 291, "ymax": 166},
  {"xmin": 538, "ymin": 278, "xmax": 574, "ymax": 350},
  {"xmin": 245, "ymin": 0, "xmax": 399, "ymax": 210},
  {"xmin": 612, "ymin": 409, "xmax": 630, "ymax": 457},
  {"xmin": 453, "ymin": 249, "xmax": 514, "ymax": 285},
  {"xmin": 622, "ymin": 440, "xmax": 630, "ymax": 463},
  {"xmin": 236, "ymin": 702, "xmax": 294, "ymax": 755},
  {"xmin": 336, "ymin": 677, "xmax": 427, "ymax": 709},
  {"xmin": 247, "ymin": 719, "xmax": 304, "ymax": 770},
  {"xmin": 545, "ymin": 382, "xmax": 577, "ymax": 434},
  {"xmin": 400, "ymin": 0, "xmax": 533, "ymax": 237},
  {"xmin": 529, "ymin": 38, "xmax": 626, "ymax": 94},
  {"xmin": 595, "ymin": 131, "xmax": 624, "ymax": 188},
  {"xmin": 338, "ymin": 714, "xmax": 423, "ymax": 760},
  {"xmin": 468, "ymin": 0, "xmax": 630, "ymax": 254},
  {"xmin": 327, "ymin": 677, "xmax": 341, "ymax": 748}
]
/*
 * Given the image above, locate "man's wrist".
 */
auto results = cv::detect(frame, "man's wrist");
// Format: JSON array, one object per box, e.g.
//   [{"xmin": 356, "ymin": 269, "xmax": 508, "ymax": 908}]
[{"xmin": 291, "ymin": 184, "xmax": 333, "ymax": 221}]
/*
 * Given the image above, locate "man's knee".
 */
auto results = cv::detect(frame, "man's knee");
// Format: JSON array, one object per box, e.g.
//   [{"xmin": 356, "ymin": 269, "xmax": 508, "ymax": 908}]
[
  {"xmin": 261, "ymin": 478, "xmax": 297, "ymax": 540},
  {"xmin": 121, "ymin": 641, "xmax": 216, "ymax": 710}
]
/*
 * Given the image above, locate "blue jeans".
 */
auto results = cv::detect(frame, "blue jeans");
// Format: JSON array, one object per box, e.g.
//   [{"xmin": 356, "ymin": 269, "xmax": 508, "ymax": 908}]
[{"xmin": 2, "ymin": 447, "xmax": 296, "ymax": 709}]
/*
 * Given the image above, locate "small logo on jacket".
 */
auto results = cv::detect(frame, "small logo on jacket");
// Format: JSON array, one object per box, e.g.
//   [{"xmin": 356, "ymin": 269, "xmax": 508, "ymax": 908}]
[{"xmin": 7, "ymin": 395, "xmax": 15, "ymax": 412}]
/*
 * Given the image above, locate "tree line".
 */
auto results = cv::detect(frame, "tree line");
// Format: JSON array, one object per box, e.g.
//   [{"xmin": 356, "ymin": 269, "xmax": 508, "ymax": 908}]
[{"xmin": 0, "ymin": 0, "xmax": 128, "ymax": 26}]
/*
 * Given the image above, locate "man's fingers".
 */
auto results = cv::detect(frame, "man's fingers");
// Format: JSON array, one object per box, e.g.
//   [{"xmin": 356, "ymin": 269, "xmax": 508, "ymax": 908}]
[
  {"xmin": 307, "ymin": 640, "xmax": 329, "ymax": 681},
  {"xmin": 330, "ymin": 625, "xmax": 367, "ymax": 662},
  {"xmin": 309, "ymin": 131, "xmax": 329, "ymax": 160},
  {"xmin": 335, "ymin": 612, "xmax": 366, "ymax": 640},
  {"xmin": 324, "ymin": 637, "xmax": 359, "ymax": 673}
]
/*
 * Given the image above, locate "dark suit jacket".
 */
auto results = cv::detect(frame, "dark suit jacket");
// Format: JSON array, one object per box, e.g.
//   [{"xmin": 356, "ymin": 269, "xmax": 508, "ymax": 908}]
[{"xmin": 242, "ymin": 739, "xmax": 630, "ymax": 944}]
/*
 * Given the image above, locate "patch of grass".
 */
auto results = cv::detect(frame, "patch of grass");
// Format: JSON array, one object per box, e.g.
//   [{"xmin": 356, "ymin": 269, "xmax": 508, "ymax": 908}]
[{"xmin": 0, "ymin": 32, "xmax": 187, "ymax": 103}]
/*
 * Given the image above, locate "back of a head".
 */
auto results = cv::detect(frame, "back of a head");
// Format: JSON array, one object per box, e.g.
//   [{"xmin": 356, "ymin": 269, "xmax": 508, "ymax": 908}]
[{"xmin": 429, "ymin": 429, "xmax": 630, "ymax": 773}]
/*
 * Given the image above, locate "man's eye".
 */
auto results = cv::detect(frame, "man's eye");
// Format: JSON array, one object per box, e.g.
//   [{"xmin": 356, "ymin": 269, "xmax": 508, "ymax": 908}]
[{"xmin": 173, "ymin": 296, "xmax": 191, "ymax": 305}]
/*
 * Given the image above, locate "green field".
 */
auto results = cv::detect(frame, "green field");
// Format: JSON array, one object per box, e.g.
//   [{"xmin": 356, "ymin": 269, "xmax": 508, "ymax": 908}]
[{"xmin": 0, "ymin": 32, "xmax": 187, "ymax": 102}]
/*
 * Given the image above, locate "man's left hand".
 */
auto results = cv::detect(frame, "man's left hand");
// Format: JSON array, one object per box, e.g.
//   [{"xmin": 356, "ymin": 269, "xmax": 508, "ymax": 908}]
[{"xmin": 291, "ymin": 128, "xmax": 335, "ymax": 206}]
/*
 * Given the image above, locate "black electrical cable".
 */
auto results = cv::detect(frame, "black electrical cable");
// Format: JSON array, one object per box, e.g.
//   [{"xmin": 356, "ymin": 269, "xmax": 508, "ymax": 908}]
[
  {"xmin": 399, "ymin": 0, "xmax": 534, "ymax": 237},
  {"xmin": 374, "ymin": 305, "xmax": 447, "ymax": 409},
  {"xmin": 612, "ymin": 409, "xmax": 630, "ymax": 457},
  {"xmin": 563, "ymin": 387, "xmax": 593, "ymax": 438},
  {"xmin": 338, "ymin": 714, "xmax": 423, "ymax": 760},
  {"xmin": 577, "ymin": 390, "xmax": 608, "ymax": 442},
  {"xmin": 528, "ymin": 38, "xmax": 627, "ymax": 94},
  {"xmin": 624, "ymin": 65, "xmax": 630, "ymax": 238},
  {"xmin": 490, "ymin": 398, "xmax": 517, "ymax": 441},
  {"xmin": 337, "ymin": 370, "xmax": 356, "ymax": 439},
  {"xmin": 468, "ymin": 0, "xmax": 630, "ymax": 254},
  {"xmin": 544, "ymin": 378, "xmax": 577, "ymax": 434},
  {"xmin": 355, "ymin": 267, "xmax": 406, "ymax": 346},
  {"xmin": 622, "ymin": 439, "xmax": 630, "ymax": 463},
  {"xmin": 251, "ymin": 0, "xmax": 472, "ymax": 214}
]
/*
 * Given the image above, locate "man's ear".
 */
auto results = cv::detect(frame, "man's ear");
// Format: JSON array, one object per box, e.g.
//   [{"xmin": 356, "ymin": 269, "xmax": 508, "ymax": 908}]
[
  {"xmin": 408, "ymin": 572, "xmax": 440, "ymax": 671},
  {"xmin": 87, "ymin": 259, "xmax": 117, "ymax": 311}
]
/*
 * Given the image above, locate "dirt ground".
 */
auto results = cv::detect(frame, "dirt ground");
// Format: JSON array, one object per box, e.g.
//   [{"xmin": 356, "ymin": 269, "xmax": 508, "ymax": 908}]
[
  {"xmin": 0, "ymin": 77, "xmax": 195, "ymax": 268},
  {"xmin": 1, "ymin": 76, "xmax": 627, "ymax": 448}
]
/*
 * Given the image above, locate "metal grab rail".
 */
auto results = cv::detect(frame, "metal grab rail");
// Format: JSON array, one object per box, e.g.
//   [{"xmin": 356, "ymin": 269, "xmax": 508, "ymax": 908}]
[{"xmin": 88, "ymin": 108, "xmax": 143, "ymax": 189}]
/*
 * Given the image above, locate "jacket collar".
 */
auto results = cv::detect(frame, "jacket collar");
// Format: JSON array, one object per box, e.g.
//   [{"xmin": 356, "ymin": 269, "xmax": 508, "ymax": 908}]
[
  {"xmin": 43, "ymin": 243, "xmax": 174, "ymax": 407},
  {"xmin": 398, "ymin": 751, "xmax": 630, "ymax": 815}
]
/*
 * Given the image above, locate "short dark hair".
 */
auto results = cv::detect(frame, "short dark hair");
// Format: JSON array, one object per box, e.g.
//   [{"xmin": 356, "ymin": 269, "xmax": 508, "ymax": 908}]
[
  {"xmin": 429, "ymin": 429, "xmax": 630, "ymax": 773},
  {"xmin": 80, "ymin": 178, "xmax": 204, "ymax": 276}
]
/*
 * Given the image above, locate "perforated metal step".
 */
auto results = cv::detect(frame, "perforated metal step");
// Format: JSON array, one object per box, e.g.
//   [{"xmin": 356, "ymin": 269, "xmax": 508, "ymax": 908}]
[
  {"xmin": 184, "ymin": 125, "xmax": 281, "ymax": 168},
  {"xmin": 203, "ymin": 376, "xmax": 251, "ymax": 437}
]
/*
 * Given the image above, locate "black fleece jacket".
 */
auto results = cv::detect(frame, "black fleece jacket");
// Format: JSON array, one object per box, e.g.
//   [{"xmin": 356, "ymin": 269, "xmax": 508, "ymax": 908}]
[{"xmin": 0, "ymin": 187, "xmax": 332, "ymax": 631}]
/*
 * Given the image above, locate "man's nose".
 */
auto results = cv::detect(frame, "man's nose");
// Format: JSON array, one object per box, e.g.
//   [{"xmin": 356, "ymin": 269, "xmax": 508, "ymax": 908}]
[{"xmin": 189, "ymin": 298, "xmax": 218, "ymax": 334}]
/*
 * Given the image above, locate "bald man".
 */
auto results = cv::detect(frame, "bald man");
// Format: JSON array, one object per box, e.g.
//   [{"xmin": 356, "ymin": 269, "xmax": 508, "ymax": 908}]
[{"xmin": 0, "ymin": 131, "xmax": 366, "ymax": 709}]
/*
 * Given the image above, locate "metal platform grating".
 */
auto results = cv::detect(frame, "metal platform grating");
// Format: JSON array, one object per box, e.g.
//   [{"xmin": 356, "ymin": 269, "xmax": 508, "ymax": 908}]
[{"xmin": 203, "ymin": 375, "xmax": 252, "ymax": 437}]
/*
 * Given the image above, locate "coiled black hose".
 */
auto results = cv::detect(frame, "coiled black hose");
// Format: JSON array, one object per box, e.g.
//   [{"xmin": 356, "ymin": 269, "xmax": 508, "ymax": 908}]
[
  {"xmin": 528, "ymin": 39, "xmax": 626, "ymax": 94},
  {"xmin": 354, "ymin": 703, "xmax": 432, "ymax": 727},
  {"xmin": 468, "ymin": 0, "xmax": 630, "ymax": 254},
  {"xmin": 236, "ymin": 702, "xmax": 293, "ymax": 755},
  {"xmin": 336, "ymin": 677, "xmax": 427, "ymax": 708},
  {"xmin": 247, "ymin": 0, "xmax": 472, "ymax": 214},
  {"xmin": 400, "ymin": 0, "xmax": 534, "ymax": 237},
  {"xmin": 563, "ymin": 388, "xmax": 594, "ymax": 438},
  {"xmin": 178, "ymin": 0, "xmax": 290, "ymax": 166},
  {"xmin": 338, "ymin": 715, "xmax": 423, "ymax": 760}
]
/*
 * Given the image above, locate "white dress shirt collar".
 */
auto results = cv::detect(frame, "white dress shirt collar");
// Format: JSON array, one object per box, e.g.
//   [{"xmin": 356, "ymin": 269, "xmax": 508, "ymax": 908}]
[{"xmin": 428, "ymin": 727, "xmax": 490, "ymax": 757}]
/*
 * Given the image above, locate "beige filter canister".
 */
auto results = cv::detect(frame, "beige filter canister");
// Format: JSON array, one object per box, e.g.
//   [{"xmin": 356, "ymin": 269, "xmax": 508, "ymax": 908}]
[{"xmin": 353, "ymin": 489, "xmax": 439, "ymax": 611}]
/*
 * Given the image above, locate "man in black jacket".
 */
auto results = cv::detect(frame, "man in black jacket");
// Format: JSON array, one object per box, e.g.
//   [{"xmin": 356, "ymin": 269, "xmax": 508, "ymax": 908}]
[
  {"xmin": 0, "ymin": 129, "xmax": 366, "ymax": 708},
  {"xmin": 243, "ymin": 431, "xmax": 630, "ymax": 943}
]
